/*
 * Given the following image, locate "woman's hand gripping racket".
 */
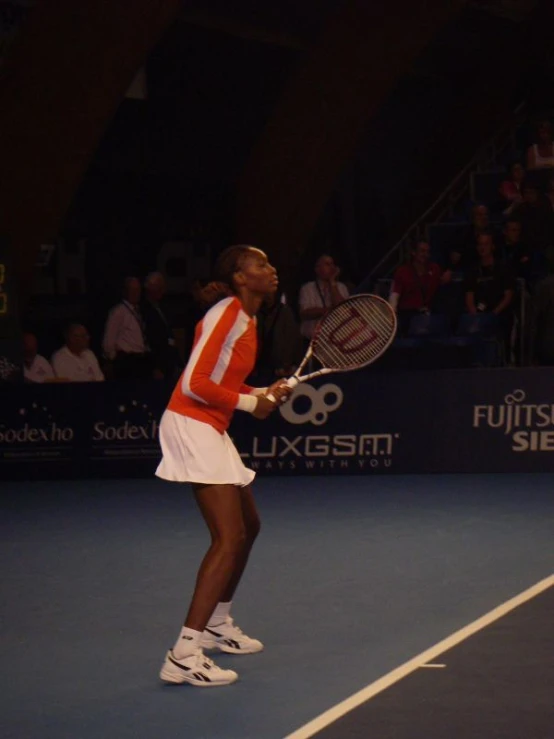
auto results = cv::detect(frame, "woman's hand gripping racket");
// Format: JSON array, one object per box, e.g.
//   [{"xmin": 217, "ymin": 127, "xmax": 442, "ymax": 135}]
[{"xmin": 267, "ymin": 293, "xmax": 397, "ymax": 403}]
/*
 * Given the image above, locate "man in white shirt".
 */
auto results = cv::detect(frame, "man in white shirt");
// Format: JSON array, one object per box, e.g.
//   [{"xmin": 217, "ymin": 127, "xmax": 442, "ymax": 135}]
[
  {"xmin": 22, "ymin": 332, "xmax": 55, "ymax": 383},
  {"xmin": 102, "ymin": 276, "xmax": 152, "ymax": 379},
  {"xmin": 298, "ymin": 254, "xmax": 350, "ymax": 340},
  {"xmin": 52, "ymin": 324, "xmax": 104, "ymax": 382}
]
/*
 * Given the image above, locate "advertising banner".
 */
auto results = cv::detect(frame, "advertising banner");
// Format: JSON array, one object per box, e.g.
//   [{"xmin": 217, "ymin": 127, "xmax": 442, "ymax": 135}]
[{"xmin": 1, "ymin": 367, "xmax": 554, "ymax": 480}]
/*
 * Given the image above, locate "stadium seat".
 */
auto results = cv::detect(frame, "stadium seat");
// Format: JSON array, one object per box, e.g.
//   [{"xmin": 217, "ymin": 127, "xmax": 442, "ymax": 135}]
[
  {"xmin": 457, "ymin": 312, "xmax": 499, "ymax": 337},
  {"xmin": 392, "ymin": 336, "xmax": 424, "ymax": 349},
  {"xmin": 408, "ymin": 313, "xmax": 450, "ymax": 338}
]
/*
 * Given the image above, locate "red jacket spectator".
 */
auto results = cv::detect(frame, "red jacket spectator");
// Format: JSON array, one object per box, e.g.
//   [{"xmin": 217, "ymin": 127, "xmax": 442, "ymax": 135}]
[{"xmin": 390, "ymin": 242, "xmax": 448, "ymax": 313}]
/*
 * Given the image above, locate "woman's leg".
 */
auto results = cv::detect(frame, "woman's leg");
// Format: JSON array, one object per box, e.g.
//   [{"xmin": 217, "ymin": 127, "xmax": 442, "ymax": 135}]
[
  {"xmin": 220, "ymin": 484, "xmax": 260, "ymax": 603},
  {"xmin": 183, "ymin": 483, "xmax": 248, "ymax": 632},
  {"xmin": 199, "ymin": 484, "xmax": 265, "ymax": 655}
]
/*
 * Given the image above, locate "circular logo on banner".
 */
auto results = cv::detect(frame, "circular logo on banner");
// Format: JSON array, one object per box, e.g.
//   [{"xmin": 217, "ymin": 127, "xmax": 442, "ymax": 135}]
[
  {"xmin": 279, "ymin": 383, "xmax": 343, "ymax": 426},
  {"xmin": 504, "ymin": 389, "xmax": 525, "ymax": 405}
]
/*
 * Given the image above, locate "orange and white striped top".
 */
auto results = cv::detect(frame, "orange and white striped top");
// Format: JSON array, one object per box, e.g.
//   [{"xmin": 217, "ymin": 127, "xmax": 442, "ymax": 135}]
[{"xmin": 167, "ymin": 297, "xmax": 257, "ymax": 433}]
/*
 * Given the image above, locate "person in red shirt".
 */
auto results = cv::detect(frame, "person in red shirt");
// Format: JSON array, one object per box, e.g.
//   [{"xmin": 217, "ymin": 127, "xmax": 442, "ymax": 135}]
[
  {"xmin": 157, "ymin": 245, "xmax": 291, "ymax": 687},
  {"xmin": 389, "ymin": 241, "xmax": 451, "ymax": 334}
]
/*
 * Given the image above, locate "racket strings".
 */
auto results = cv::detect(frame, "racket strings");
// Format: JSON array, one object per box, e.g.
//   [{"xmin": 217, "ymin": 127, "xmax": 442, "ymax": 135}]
[{"xmin": 312, "ymin": 297, "xmax": 395, "ymax": 370}]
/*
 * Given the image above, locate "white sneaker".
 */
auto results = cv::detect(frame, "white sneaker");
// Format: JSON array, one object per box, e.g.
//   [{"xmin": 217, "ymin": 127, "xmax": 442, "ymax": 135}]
[
  {"xmin": 159, "ymin": 648, "xmax": 238, "ymax": 687},
  {"xmin": 200, "ymin": 617, "xmax": 264, "ymax": 654}
]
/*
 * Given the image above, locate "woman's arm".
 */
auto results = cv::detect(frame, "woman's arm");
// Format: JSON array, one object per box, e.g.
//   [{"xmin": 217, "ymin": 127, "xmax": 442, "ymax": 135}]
[{"xmin": 183, "ymin": 301, "xmax": 268, "ymax": 414}]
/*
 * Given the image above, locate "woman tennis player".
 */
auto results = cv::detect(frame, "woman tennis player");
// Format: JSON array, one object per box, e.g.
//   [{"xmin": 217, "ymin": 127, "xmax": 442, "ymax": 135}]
[{"xmin": 157, "ymin": 245, "xmax": 291, "ymax": 687}]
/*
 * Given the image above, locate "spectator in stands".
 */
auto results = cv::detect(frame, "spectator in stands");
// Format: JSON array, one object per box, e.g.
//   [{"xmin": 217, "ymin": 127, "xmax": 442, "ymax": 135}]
[
  {"xmin": 531, "ymin": 270, "xmax": 554, "ymax": 365},
  {"xmin": 545, "ymin": 175, "xmax": 554, "ymax": 212},
  {"xmin": 526, "ymin": 120, "xmax": 554, "ymax": 170},
  {"xmin": 498, "ymin": 219, "xmax": 531, "ymax": 283},
  {"xmin": 51, "ymin": 323, "xmax": 104, "ymax": 382},
  {"xmin": 464, "ymin": 233, "xmax": 516, "ymax": 346},
  {"xmin": 141, "ymin": 271, "xmax": 178, "ymax": 381},
  {"xmin": 299, "ymin": 254, "xmax": 349, "ymax": 340},
  {"xmin": 254, "ymin": 293, "xmax": 303, "ymax": 380},
  {"xmin": 449, "ymin": 204, "xmax": 492, "ymax": 270},
  {"xmin": 499, "ymin": 162, "xmax": 525, "ymax": 215},
  {"xmin": 103, "ymin": 276, "xmax": 152, "ymax": 380},
  {"xmin": 389, "ymin": 241, "xmax": 451, "ymax": 334},
  {"xmin": 22, "ymin": 332, "xmax": 54, "ymax": 383},
  {"xmin": 511, "ymin": 183, "xmax": 554, "ymax": 262}
]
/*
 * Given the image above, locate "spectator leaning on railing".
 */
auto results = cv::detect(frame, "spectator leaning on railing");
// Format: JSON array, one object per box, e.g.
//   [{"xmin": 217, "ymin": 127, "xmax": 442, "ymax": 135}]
[
  {"xmin": 464, "ymin": 233, "xmax": 516, "ymax": 350},
  {"xmin": 389, "ymin": 241, "xmax": 451, "ymax": 334}
]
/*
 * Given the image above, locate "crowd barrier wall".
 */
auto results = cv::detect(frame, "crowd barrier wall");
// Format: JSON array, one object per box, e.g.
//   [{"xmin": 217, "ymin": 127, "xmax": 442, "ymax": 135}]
[{"xmin": 1, "ymin": 368, "xmax": 554, "ymax": 480}]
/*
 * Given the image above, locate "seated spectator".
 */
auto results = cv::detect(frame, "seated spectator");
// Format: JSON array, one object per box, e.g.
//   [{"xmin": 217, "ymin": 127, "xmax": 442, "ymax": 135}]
[
  {"xmin": 499, "ymin": 162, "xmax": 525, "ymax": 215},
  {"xmin": 389, "ymin": 241, "xmax": 451, "ymax": 334},
  {"xmin": 498, "ymin": 219, "xmax": 531, "ymax": 284},
  {"xmin": 545, "ymin": 174, "xmax": 554, "ymax": 212},
  {"xmin": 141, "ymin": 271, "xmax": 179, "ymax": 381},
  {"xmin": 22, "ymin": 332, "xmax": 54, "ymax": 383},
  {"xmin": 299, "ymin": 254, "xmax": 349, "ymax": 340},
  {"xmin": 511, "ymin": 183, "xmax": 554, "ymax": 260},
  {"xmin": 464, "ymin": 233, "xmax": 516, "ymax": 347},
  {"xmin": 103, "ymin": 276, "xmax": 152, "ymax": 380},
  {"xmin": 51, "ymin": 323, "xmax": 104, "ymax": 382},
  {"xmin": 531, "ymin": 271, "xmax": 554, "ymax": 365},
  {"xmin": 449, "ymin": 204, "xmax": 493, "ymax": 270},
  {"xmin": 526, "ymin": 119, "xmax": 554, "ymax": 170},
  {"xmin": 255, "ymin": 292, "xmax": 303, "ymax": 380}
]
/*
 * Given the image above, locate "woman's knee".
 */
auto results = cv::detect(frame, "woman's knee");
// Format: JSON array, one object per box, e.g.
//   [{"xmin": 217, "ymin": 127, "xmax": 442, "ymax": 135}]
[{"xmin": 214, "ymin": 526, "xmax": 248, "ymax": 554}]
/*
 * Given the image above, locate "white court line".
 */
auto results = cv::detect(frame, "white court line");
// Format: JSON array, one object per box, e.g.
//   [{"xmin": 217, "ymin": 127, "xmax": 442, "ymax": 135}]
[
  {"xmin": 420, "ymin": 663, "xmax": 446, "ymax": 669},
  {"xmin": 284, "ymin": 574, "xmax": 554, "ymax": 739}
]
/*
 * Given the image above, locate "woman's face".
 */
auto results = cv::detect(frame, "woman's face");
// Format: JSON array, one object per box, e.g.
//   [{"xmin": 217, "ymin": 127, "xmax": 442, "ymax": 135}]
[{"xmin": 236, "ymin": 249, "xmax": 278, "ymax": 296}]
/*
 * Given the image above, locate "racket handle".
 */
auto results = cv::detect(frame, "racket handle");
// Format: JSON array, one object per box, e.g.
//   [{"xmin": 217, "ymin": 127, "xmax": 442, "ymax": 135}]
[{"xmin": 266, "ymin": 376, "xmax": 299, "ymax": 403}]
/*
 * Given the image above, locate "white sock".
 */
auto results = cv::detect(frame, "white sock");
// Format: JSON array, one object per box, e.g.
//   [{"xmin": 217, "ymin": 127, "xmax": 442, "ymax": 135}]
[
  {"xmin": 172, "ymin": 626, "xmax": 202, "ymax": 658},
  {"xmin": 207, "ymin": 601, "xmax": 232, "ymax": 627}
]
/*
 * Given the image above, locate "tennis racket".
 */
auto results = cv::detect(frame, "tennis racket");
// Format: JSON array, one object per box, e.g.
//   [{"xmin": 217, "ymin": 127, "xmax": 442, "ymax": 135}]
[{"xmin": 267, "ymin": 293, "xmax": 397, "ymax": 401}]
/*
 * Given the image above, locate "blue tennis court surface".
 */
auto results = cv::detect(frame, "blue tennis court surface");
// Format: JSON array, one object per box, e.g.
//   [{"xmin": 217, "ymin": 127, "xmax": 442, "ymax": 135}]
[
  {"xmin": 1, "ymin": 473, "xmax": 553, "ymax": 738},
  {"xmin": 306, "ymin": 583, "xmax": 553, "ymax": 739}
]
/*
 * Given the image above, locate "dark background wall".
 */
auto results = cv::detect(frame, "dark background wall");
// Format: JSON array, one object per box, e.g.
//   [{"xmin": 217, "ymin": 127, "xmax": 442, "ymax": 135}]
[
  {"xmin": 62, "ymin": 1, "xmax": 554, "ymax": 290},
  {"xmin": 2, "ymin": 0, "xmax": 554, "ymax": 314}
]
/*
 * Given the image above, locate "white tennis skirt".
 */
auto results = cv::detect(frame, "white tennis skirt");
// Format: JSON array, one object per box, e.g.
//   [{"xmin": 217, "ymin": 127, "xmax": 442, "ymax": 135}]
[{"xmin": 155, "ymin": 410, "xmax": 255, "ymax": 487}]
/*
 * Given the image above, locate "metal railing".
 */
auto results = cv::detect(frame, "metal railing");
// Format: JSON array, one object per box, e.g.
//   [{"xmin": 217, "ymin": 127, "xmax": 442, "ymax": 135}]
[{"xmin": 367, "ymin": 102, "xmax": 528, "ymax": 283}]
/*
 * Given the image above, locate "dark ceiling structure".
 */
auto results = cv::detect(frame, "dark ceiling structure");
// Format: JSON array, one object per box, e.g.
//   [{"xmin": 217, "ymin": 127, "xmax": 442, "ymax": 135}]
[{"xmin": 2, "ymin": 0, "xmax": 554, "ymax": 302}]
